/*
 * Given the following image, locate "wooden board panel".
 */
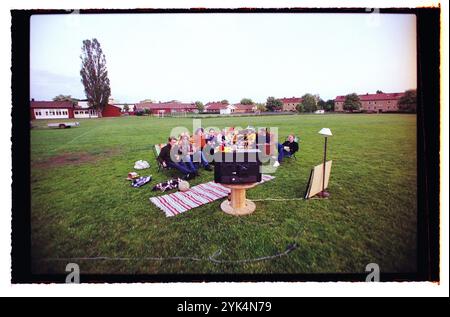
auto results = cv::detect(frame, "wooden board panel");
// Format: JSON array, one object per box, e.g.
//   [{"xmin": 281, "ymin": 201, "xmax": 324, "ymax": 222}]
[{"xmin": 305, "ymin": 160, "xmax": 332, "ymax": 199}]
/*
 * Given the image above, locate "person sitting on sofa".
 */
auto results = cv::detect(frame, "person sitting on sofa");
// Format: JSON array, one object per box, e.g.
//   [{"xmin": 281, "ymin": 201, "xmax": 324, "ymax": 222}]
[
  {"xmin": 158, "ymin": 136, "xmax": 198, "ymax": 180},
  {"xmin": 273, "ymin": 134, "xmax": 299, "ymax": 167}
]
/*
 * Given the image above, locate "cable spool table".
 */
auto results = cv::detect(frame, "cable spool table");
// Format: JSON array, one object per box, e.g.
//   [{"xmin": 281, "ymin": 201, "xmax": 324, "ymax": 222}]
[{"xmin": 220, "ymin": 183, "xmax": 258, "ymax": 216}]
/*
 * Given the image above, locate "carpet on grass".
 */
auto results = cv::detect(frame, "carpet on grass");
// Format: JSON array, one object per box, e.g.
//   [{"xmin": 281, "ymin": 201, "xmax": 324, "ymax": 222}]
[{"xmin": 150, "ymin": 174, "xmax": 275, "ymax": 217}]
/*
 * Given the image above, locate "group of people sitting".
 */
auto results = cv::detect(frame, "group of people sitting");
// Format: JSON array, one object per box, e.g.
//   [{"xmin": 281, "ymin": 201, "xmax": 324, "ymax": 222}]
[{"xmin": 157, "ymin": 126, "xmax": 300, "ymax": 180}]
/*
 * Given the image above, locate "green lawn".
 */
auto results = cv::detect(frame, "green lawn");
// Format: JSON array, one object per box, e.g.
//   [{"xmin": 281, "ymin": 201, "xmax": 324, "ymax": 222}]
[{"xmin": 30, "ymin": 114, "xmax": 417, "ymax": 275}]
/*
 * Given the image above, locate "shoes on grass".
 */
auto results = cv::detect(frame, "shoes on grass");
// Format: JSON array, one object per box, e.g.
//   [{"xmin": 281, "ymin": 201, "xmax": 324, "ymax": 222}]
[{"xmin": 131, "ymin": 175, "xmax": 152, "ymax": 188}]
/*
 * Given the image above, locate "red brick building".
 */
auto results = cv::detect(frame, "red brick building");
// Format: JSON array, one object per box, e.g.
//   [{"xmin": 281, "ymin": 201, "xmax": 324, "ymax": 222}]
[
  {"xmin": 30, "ymin": 101, "xmax": 75, "ymax": 120},
  {"xmin": 233, "ymin": 103, "xmax": 257, "ymax": 113},
  {"xmin": 204, "ymin": 102, "xmax": 232, "ymax": 113},
  {"xmin": 279, "ymin": 97, "xmax": 302, "ymax": 111},
  {"xmin": 334, "ymin": 92, "xmax": 406, "ymax": 112},
  {"xmin": 101, "ymin": 104, "xmax": 122, "ymax": 117},
  {"xmin": 135, "ymin": 101, "xmax": 198, "ymax": 116},
  {"xmin": 31, "ymin": 100, "xmax": 122, "ymax": 119}
]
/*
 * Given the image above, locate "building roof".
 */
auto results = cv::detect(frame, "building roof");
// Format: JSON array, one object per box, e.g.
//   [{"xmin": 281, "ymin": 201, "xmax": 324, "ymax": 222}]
[
  {"xmin": 279, "ymin": 97, "xmax": 302, "ymax": 104},
  {"xmin": 30, "ymin": 100, "xmax": 75, "ymax": 109},
  {"xmin": 205, "ymin": 102, "xmax": 230, "ymax": 110},
  {"xmin": 335, "ymin": 92, "xmax": 405, "ymax": 102},
  {"xmin": 233, "ymin": 103, "xmax": 256, "ymax": 111},
  {"xmin": 72, "ymin": 104, "xmax": 118, "ymax": 110},
  {"xmin": 135, "ymin": 101, "xmax": 197, "ymax": 111}
]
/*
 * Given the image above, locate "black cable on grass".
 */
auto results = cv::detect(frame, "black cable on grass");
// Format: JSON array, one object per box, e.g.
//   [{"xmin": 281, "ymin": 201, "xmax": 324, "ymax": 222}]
[
  {"xmin": 40, "ymin": 243, "xmax": 298, "ymax": 264},
  {"xmin": 40, "ymin": 199, "xmax": 307, "ymax": 264}
]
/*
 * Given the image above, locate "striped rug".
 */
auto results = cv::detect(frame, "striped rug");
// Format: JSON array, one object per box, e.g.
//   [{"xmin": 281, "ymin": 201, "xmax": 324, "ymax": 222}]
[{"xmin": 150, "ymin": 174, "xmax": 275, "ymax": 217}]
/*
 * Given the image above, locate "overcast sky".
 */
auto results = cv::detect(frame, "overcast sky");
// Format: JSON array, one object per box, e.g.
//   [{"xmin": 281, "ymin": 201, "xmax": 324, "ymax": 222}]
[{"xmin": 30, "ymin": 13, "xmax": 417, "ymax": 104}]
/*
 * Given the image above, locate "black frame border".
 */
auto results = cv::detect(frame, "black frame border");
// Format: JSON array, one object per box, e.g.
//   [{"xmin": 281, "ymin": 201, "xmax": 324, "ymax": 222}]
[{"xmin": 11, "ymin": 7, "xmax": 441, "ymax": 283}]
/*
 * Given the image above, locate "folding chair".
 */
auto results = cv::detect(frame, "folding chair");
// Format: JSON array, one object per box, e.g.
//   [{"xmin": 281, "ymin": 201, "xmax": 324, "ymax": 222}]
[
  {"xmin": 153, "ymin": 144, "xmax": 171, "ymax": 172},
  {"xmin": 284, "ymin": 136, "xmax": 299, "ymax": 160}
]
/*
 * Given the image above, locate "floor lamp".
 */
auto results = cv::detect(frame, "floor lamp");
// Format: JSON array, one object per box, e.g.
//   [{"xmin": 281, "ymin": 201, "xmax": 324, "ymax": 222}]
[{"xmin": 317, "ymin": 128, "xmax": 333, "ymax": 198}]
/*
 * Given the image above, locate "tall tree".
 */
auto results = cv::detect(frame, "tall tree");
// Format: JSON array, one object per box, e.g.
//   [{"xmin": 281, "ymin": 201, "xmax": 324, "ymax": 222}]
[
  {"xmin": 220, "ymin": 99, "xmax": 229, "ymax": 105},
  {"xmin": 398, "ymin": 89, "xmax": 417, "ymax": 113},
  {"xmin": 80, "ymin": 38, "xmax": 111, "ymax": 117},
  {"xmin": 376, "ymin": 90, "xmax": 384, "ymax": 94},
  {"xmin": 343, "ymin": 93, "xmax": 361, "ymax": 112},
  {"xmin": 266, "ymin": 97, "xmax": 283, "ymax": 112},
  {"xmin": 300, "ymin": 93, "xmax": 317, "ymax": 112},
  {"xmin": 240, "ymin": 98, "xmax": 254, "ymax": 105},
  {"xmin": 195, "ymin": 101, "xmax": 204, "ymax": 112},
  {"xmin": 123, "ymin": 104, "xmax": 130, "ymax": 112}
]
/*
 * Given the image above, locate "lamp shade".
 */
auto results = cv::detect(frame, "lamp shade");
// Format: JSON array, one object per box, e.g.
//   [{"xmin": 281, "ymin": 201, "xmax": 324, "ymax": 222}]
[{"xmin": 318, "ymin": 128, "xmax": 333, "ymax": 137}]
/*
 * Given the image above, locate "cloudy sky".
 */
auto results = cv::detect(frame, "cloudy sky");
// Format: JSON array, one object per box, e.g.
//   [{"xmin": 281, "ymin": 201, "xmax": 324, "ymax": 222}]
[{"xmin": 30, "ymin": 12, "xmax": 417, "ymax": 103}]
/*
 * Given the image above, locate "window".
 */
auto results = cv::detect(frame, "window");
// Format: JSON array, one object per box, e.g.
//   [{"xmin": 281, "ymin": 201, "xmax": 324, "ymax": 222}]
[
  {"xmin": 46, "ymin": 111, "xmax": 48, "ymax": 115},
  {"xmin": 75, "ymin": 111, "xmax": 78, "ymax": 114}
]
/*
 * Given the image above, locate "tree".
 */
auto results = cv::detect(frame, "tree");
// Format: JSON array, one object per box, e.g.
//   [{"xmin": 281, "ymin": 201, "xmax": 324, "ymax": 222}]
[
  {"xmin": 324, "ymin": 99, "xmax": 335, "ymax": 112},
  {"xmin": 255, "ymin": 103, "xmax": 266, "ymax": 112},
  {"xmin": 240, "ymin": 98, "xmax": 254, "ymax": 105},
  {"xmin": 343, "ymin": 93, "xmax": 362, "ymax": 112},
  {"xmin": 140, "ymin": 99, "xmax": 153, "ymax": 103},
  {"xmin": 195, "ymin": 101, "xmax": 204, "ymax": 112},
  {"xmin": 123, "ymin": 104, "xmax": 130, "ymax": 112},
  {"xmin": 80, "ymin": 38, "xmax": 111, "ymax": 117},
  {"xmin": 220, "ymin": 99, "xmax": 229, "ymax": 105},
  {"xmin": 266, "ymin": 97, "xmax": 283, "ymax": 112},
  {"xmin": 376, "ymin": 90, "xmax": 384, "ymax": 94},
  {"xmin": 300, "ymin": 93, "xmax": 317, "ymax": 112},
  {"xmin": 295, "ymin": 103, "xmax": 304, "ymax": 113},
  {"xmin": 398, "ymin": 89, "xmax": 417, "ymax": 113},
  {"xmin": 53, "ymin": 95, "xmax": 78, "ymax": 106},
  {"xmin": 317, "ymin": 98, "xmax": 326, "ymax": 110}
]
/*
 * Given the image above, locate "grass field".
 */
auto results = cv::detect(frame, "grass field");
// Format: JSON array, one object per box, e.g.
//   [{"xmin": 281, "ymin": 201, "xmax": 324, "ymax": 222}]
[{"xmin": 30, "ymin": 114, "xmax": 417, "ymax": 275}]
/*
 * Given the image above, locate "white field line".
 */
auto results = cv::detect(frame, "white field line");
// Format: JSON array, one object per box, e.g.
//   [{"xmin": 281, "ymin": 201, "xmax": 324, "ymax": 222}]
[{"xmin": 49, "ymin": 126, "xmax": 99, "ymax": 154}]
